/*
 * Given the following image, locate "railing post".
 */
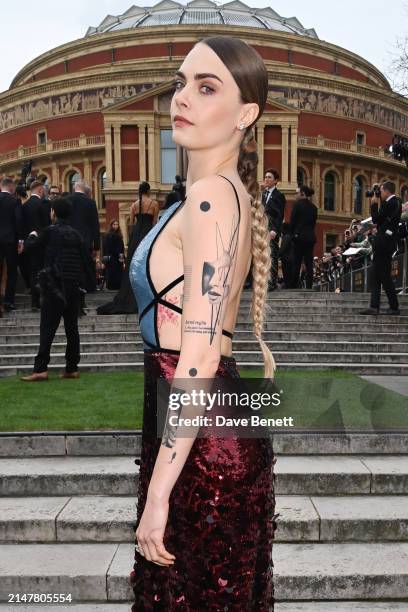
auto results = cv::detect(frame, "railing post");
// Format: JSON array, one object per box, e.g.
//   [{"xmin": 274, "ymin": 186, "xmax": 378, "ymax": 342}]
[
  {"xmin": 402, "ymin": 238, "xmax": 408, "ymax": 294},
  {"xmin": 350, "ymin": 268, "xmax": 354, "ymax": 292}
]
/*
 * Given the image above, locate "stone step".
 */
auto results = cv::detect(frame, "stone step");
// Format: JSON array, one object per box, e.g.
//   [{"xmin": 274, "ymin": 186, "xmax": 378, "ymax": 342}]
[
  {"xmin": 8, "ymin": 303, "xmax": 408, "ymax": 317},
  {"xmin": 2, "ymin": 361, "xmax": 408, "ymax": 377},
  {"xmin": 1, "ymin": 432, "xmax": 406, "ymax": 458},
  {"xmin": 3, "ymin": 339, "xmax": 408, "ymax": 355},
  {"xmin": 1, "ymin": 330, "xmax": 408, "ymax": 345},
  {"xmin": 0, "ymin": 542, "xmax": 407, "ymax": 602},
  {"xmin": 3, "ymin": 349, "xmax": 408, "ymax": 367},
  {"xmin": 0, "ymin": 494, "xmax": 407, "ymax": 543},
  {"xmin": 1, "ymin": 321, "xmax": 407, "ymax": 334},
  {"xmin": 3, "ymin": 312, "xmax": 408, "ymax": 325},
  {"xmin": 0, "ymin": 455, "xmax": 407, "ymax": 497}
]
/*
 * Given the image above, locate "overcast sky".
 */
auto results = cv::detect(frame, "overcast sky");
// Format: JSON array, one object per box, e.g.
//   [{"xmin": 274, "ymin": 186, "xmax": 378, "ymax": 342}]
[{"xmin": 0, "ymin": 0, "xmax": 406, "ymax": 94}]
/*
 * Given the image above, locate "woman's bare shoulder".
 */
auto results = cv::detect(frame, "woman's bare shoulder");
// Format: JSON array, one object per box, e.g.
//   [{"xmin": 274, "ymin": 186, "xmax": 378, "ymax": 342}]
[{"xmin": 188, "ymin": 174, "xmax": 240, "ymax": 204}]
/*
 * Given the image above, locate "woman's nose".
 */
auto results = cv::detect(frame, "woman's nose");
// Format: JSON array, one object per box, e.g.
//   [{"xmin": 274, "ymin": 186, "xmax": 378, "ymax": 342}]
[{"xmin": 175, "ymin": 84, "xmax": 192, "ymax": 107}]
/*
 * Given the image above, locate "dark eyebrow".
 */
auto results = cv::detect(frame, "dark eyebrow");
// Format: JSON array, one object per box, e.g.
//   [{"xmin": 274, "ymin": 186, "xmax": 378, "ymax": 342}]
[{"xmin": 175, "ymin": 70, "xmax": 223, "ymax": 84}]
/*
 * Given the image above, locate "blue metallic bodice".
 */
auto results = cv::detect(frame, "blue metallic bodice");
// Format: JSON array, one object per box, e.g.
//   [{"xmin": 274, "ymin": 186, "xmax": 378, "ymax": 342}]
[
  {"xmin": 129, "ymin": 174, "xmax": 240, "ymax": 353},
  {"xmin": 129, "ymin": 199, "xmax": 185, "ymax": 351}
]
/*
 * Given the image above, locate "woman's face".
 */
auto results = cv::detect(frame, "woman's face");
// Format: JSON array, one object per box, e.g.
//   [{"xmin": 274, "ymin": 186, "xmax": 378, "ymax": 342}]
[
  {"xmin": 170, "ymin": 42, "xmax": 257, "ymax": 151},
  {"xmin": 112, "ymin": 221, "xmax": 119, "ymax": 231}
]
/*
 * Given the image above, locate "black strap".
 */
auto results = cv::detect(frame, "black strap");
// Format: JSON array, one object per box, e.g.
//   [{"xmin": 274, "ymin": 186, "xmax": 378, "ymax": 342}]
[{"xmin": 216, "ymin": 174, "xmax": 241, "ymax": 221}]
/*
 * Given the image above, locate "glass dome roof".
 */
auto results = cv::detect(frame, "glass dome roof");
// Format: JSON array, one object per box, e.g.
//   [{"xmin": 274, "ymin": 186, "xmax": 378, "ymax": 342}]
[{"xmin": 86, "ymin": 1, "xmax": 318, "ymax": 38}]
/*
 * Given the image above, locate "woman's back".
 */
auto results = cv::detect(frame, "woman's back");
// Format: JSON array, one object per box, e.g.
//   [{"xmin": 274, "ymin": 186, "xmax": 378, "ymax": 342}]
[{"xmin": 130, "ymin": 174, "xmax": 252, "ymax": 357}]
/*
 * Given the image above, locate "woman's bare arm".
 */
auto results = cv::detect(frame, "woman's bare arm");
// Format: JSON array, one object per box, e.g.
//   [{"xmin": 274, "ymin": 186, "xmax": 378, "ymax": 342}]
[{"xmin": 147, "ymin": 175, "xmax": 240, "ymax": 501}]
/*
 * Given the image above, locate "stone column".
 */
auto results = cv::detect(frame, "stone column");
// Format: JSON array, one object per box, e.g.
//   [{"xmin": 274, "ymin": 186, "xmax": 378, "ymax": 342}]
[
  {"xmin": 344, "ymin": 163, "xmax": 352, "ymax": 213},
  {"xmin": 83, "ymin": 158, "xmax": 92, "ymax": 185},
  {"xmin": 290, "ymin": 124, "xmax": 298, "ymax": 187},
  {"xmin": 147, "ymin": 124, "xmax": 156, "ymax": 184},
  {"xmin": 281, "ymin": 126, "xmax": 289, "ymax": 185},
  {"xmin": 139, "ymin": 124, "xmax": 146, "ymax": 181},
  {"xmin": 312, "ymin": 158, "xmax": 321, "ymax": 208},
  {"xmin": 113, "ymin": 125, "xmax": 122, "ymax": 184},
  {"xmin": 51, "ymin": 162, "xmax": 58, "ymax": 186},
  {"xmin": 104, "ymin": 124, "xmax": 113, "ymax": 185}
]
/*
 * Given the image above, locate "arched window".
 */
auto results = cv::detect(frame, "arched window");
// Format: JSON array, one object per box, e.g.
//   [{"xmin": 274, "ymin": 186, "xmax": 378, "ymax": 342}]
[
  {"xmin": 324, "ymin": 171, "xmax": 336, "ymax": 211},
  {"xmin": 297, "ymin": 167, "xmax": 306, "ymax": 187},
  {"xmin": 353, "ymin": 176, "xmax": 364, "ymax": 215},
  {"xmin": 401, "ymin": 185, "xmax": 408, "ymax": 203},
  {"xmin": 99, "ymin": 168, "xmax": 107, "ymax": 209},
  {"xmin": 68, "ymin": 171, "xmax": 80, "ymax": 193}
]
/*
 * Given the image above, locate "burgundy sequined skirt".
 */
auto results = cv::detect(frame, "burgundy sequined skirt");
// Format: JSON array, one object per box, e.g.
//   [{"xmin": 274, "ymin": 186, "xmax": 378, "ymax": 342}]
[{"xmin": 129, "ymin": 351, "xmax": 278, "ymax": 611}]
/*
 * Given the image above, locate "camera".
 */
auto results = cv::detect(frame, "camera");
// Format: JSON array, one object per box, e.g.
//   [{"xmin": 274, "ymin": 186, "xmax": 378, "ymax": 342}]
[{"xmin": 365, "ymin": 184, "xmax": 381, "ymax": 198}]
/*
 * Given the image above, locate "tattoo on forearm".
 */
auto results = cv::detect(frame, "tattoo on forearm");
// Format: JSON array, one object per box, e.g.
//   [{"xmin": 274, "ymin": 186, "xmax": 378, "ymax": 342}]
[
  {"xmin": 168, "ymin": 452, "xmax": 177, "ymax": 463},
  {"xmin": 162, "ymin": 391, "xmax": 182, "ymax": 448}
]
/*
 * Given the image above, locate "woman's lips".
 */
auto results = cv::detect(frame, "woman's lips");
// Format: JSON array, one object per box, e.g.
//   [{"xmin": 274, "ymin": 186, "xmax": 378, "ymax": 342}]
[{"xmin": 174, "ymin": 116, "xmax": 193, "ymax": 126}]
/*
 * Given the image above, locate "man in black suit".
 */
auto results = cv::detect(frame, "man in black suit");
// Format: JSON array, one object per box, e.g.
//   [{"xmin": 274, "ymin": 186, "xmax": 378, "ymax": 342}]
[
  {"xmin": 289, "ymin": 185, "xmax": 318, "ymax": 288},
  {"xmin": 68, "ymin": 180, "xmax": 100, "ymax": 295},
  {"xmin": 0, "ymin": 177, "xmax": 23, "ymax": 311},
  {"xmin": 21, "ymin": 180, "xmax": 51, "ymax": 309},
  {"xmin": 263, "ymin": 169, "xmax": 286, "ymax": 290},
  {"xmin": 21, "ymin": 198, "xmax": 87, "ymax": 382},
  {"xmin": 359, "ymin": 181, "xmax": 402, "ymax": 316}
]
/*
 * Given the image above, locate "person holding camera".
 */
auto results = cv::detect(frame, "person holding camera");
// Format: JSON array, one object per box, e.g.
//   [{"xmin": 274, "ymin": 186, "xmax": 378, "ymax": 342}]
[
  {"xmin": 20, "ymin": 198, "xmax": 88, "ymax": 382},
  {"xmin": 359, "ymin": 181, "xmax": 402, "ymax": 316}
]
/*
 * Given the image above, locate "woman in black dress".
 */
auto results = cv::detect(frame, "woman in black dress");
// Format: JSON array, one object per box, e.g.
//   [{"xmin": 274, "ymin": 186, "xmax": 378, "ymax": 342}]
[
  {"xmin": 97, "ymin": 182, "xmax": 159, "ymax": 314},
  {"xmin": 103, "ymin": 220, "xmax": 125, "ymax": 290}
]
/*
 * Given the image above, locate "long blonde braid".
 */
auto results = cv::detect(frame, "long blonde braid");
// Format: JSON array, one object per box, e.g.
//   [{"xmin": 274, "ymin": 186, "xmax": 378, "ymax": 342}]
[{"xmin": 238, "ymin": 126, "xmax": 277, "ymax": 380}]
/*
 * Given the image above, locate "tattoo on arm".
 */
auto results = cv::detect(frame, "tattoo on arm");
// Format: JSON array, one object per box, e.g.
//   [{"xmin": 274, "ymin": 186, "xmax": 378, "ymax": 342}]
[{"xmin": 200, "ymin": 215, "xmax": 239, "ymax": 344}]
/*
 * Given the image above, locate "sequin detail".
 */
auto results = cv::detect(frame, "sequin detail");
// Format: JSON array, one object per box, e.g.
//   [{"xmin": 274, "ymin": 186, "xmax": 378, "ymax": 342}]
[{"xmin": 129, "ymin": 351, "xmax": 278, "ymax": 611}]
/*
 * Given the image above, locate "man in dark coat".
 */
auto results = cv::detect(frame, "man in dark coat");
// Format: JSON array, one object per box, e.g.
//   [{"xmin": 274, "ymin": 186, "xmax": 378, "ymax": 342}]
[
  {"xmin": 359, "ymin": 181, "xmax": 402, "ymax": 315},
  {"xmin": 21, "ymin": 198, "xmax": 87, "ymax": 382},
  {"xmin": 262, "ymin": 169, "xmax": 286, "ymax": 290},
  {"xmin": 21, "ymin": 180, "xmax": 51, "ymax": 309},
  {"xmin": 68, "ymin": 180, "xmax": 100, "ymax": 294},
  {"xmin": 0, "ymin": 177, "xmax": 24, "ymax": 311},
  {"xmin": 289, "ymin": 185, "xmax": 318, "ymax": 289}
]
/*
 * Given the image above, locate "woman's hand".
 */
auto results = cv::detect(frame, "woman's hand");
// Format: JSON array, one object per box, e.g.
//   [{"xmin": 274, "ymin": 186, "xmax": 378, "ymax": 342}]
[{"xmin": 135, "ymin": 496, "xmax": 176, "ymax": 567}]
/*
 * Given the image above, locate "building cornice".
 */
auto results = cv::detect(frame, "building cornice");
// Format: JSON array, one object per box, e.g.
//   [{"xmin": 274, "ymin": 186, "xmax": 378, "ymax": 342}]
[{"xmin": 9, "ymin": 25, "xmax": 389, "ymax": 90}]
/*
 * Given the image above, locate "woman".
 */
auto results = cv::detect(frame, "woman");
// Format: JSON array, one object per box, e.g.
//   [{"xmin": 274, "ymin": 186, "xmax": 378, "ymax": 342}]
[
  {"xmin": 97, "ymin": 182, "xmax": 159, "ymax": 314},
  {"xmin": 129, "ymin": 36, "xmax": 278, "ymax": 610},
  {"xmin": 289, "ymin": 185, "xmax": 318, "ymax": 289},
  {"xmin": 102, "ymin": 220, "xmax": 125, "ymax": 290}
]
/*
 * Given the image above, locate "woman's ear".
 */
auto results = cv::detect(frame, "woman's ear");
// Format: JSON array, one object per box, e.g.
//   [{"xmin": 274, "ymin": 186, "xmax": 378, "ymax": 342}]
[{"xmin": 240, "ymin": 102, "xmax": 259, "ymax": 128}]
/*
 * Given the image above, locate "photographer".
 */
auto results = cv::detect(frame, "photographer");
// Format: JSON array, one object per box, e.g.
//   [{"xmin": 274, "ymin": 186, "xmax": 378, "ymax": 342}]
[
  {"xmin": 359, "ymin": 182, "xmax": 402, "ymax": 315},
  {"xmin": 20, "ymin": 198, "xmax": 88, "ymax": 382}
]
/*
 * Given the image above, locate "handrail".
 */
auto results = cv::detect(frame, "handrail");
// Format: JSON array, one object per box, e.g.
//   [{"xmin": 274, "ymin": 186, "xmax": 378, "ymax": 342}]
[
  {"xmin": 0, "ymin": 134, "xmax": 105, "ymax": 165},
  {"xmin": 317, "ymin": 237, "xmax": 408, "ymax": 294},
  {"xmin": 298, "ymin": 135, "xmax": 403, "ymax": 164}
]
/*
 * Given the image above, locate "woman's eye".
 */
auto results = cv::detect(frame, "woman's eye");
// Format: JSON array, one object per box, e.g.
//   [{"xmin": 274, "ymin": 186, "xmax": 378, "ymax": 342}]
[
  {"xmin": 173, "ymin": 80, "xmax": 214, "ymax": 94},
  {"xmin": 201, "ymin": 85, "xmax": 214, "ymax": 94}
]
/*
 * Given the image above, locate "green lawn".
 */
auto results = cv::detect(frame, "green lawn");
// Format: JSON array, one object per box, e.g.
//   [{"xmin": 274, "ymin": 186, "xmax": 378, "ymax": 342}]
[{"xmin": 0, "ymin": 368, "xmax": 406, "ymax": 432}]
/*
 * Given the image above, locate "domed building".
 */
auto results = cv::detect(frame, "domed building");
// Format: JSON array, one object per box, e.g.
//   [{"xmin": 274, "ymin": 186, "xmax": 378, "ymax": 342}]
[{"xmin": 0, "ymin": 0, "xmax": 407, "ymax": 254}]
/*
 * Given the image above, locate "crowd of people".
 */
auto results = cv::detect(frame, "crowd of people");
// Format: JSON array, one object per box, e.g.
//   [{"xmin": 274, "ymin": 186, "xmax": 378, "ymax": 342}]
[{"xmin": 0, "ymin": 171, "xmax": 406, "ymax": 380}]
